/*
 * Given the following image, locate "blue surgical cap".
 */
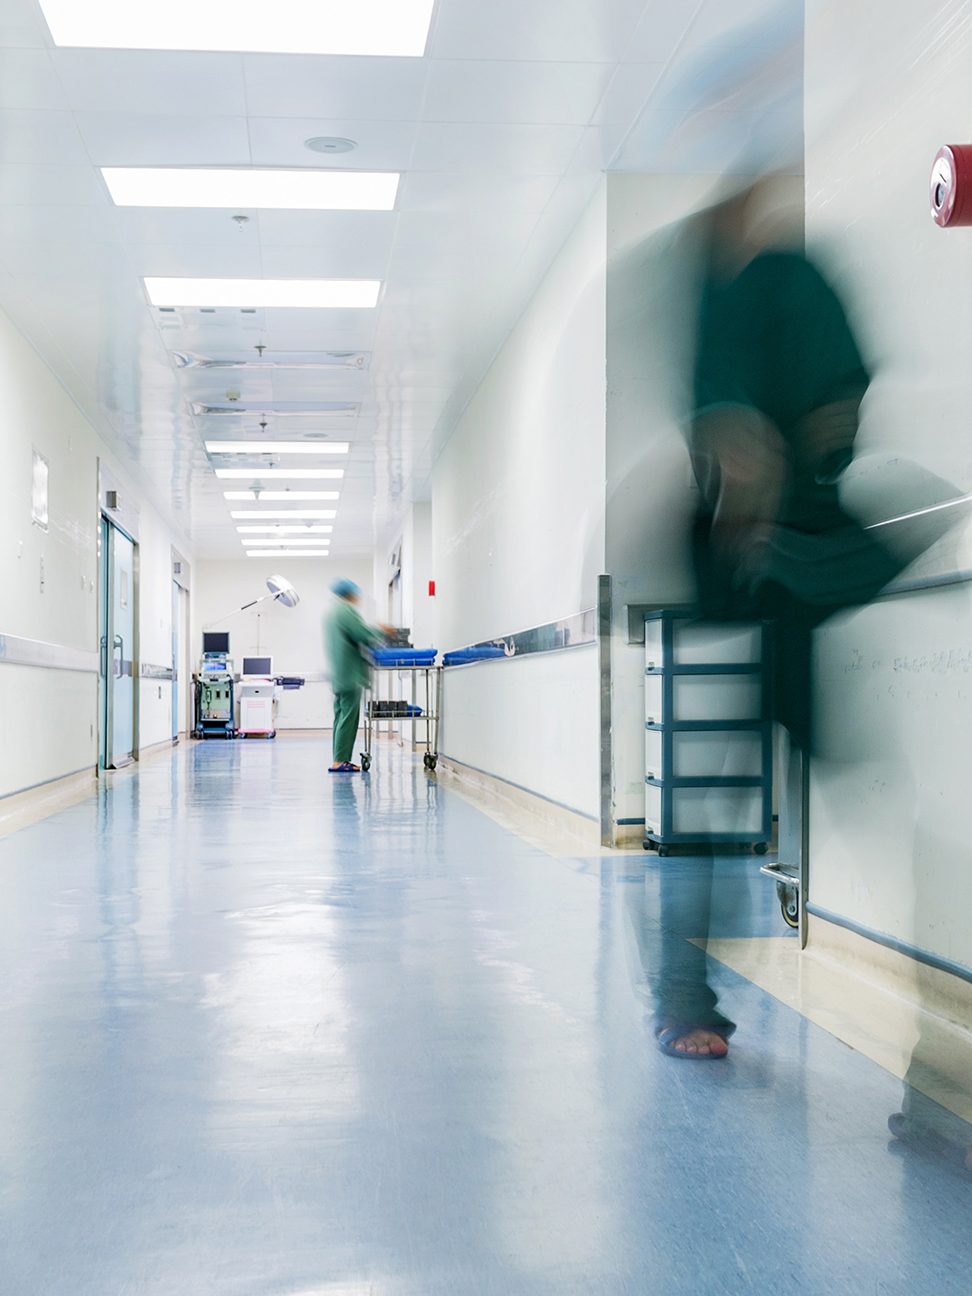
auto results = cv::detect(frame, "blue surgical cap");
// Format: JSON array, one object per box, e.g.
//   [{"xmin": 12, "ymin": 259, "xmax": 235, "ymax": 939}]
[{"xmin": 331, "ymin": 579, "xmax": 361, "ymax": 599}]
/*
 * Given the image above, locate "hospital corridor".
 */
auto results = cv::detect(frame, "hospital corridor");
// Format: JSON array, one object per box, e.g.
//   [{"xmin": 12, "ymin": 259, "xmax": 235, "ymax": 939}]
[{"xmin": 0, "ymin": 1, "xmax": 971, "ymax": 1292}]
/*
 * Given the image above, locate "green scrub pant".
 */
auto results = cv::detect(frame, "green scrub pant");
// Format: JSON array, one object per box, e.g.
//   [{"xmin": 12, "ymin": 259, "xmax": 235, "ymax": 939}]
[{"xmin": 332, "ymin": 687, "xmax": 362, "ymax": 764}]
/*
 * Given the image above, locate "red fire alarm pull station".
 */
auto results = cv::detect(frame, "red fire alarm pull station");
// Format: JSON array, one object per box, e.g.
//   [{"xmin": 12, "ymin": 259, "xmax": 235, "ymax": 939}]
[
  {"xmin": 930, "ymin": 145, "xmax": 972, "ymax": 227},
  {"xmin": 428, "ymin": 580, "xmax": 436, "ymax": 597}
]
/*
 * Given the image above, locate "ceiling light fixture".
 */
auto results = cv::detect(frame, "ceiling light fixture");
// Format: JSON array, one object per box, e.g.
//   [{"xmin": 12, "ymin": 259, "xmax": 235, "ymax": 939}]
[
  {"xmin": 231, "ymin": 510, "xmax": 337, "ymax": 519},
  {"xmin": 237, "ymin": 526, "xmax": 333, "ymax": 534},
  {"xmin": 176, "ymin": 351, "xmax": 369, "ymax": 371},
  {"xmin": 145, "ymin": 278, "xmax": 381, "ymax": 309},
  {"xmin": 224, "ymin": 491, "xmax": 341, "ymax": 501},
  {"xmin": 205, "ymin": 441, "xmax": 349, "ymax": 456},
  {"xmin": 246, "ymin": 550, "xmax": 332, "ymax": 558},
  {"xmin": 215, "ymin": 468, "xmax": 344, "ymax": 480},
  {"xmin": 103, "ymin": 168, "xmax": 399, "ymax": 211},
  {"xmin": 239, "ymin": 536, "xmax": 332, "ymax": 547},
  {"xmin": 192, "ymin": 402, "xmax": 357, "ymax": 417},
  {"xmin": 39, "ymin": 0, "xmax": 435, "ymax": 57}
]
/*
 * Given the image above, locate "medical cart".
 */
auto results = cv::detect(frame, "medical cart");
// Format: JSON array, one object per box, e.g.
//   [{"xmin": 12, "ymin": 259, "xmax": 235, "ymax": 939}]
[
  {"xmin": 192, "ymin": 663, "xmax": 236, "ymax": 739},
  {"xmin": 362, "ymin": 648, "xmax": 440, "ymax": 773}
]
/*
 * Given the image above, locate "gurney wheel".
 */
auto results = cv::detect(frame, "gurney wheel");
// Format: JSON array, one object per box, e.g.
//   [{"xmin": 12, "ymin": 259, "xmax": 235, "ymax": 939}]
[
  {"xmin": 753, "ymin": 841, "xmax": 769, "ymax": 856},
  {"xmin": 423, "ymin": 753, "xmax": 437, "ymax": 770},
  {"xmin": 657, "ymin": 844, "xmax": 670, "ymax": 858},
  {"xmin": 777, "ymin": 882, "xmax": 800, "ymax": 929},
  {"xmin": 361, "ymin": 754, "xmax": 371, "ymax": 772}
]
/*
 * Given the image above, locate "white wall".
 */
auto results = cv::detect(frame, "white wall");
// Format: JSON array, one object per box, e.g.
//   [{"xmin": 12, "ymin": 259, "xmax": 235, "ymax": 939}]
[
  {"xmin": 440, "ymin": 648, "xmax": 600, "ymax": 820},
  {"xmin": 0, "ymin": 304, "xmax": 191, "ymax": 794},
  {"xmin": 431, "ymin": 185, "xmax": 607, "ymax": 812},
  {"xmin": 804, "ymin": 0, "xmax": 972, "ymax": 966},
  {"xmin": 433, "ymin": 187, "xmax": 608, "ymax": 649},
  {"xmin": 193, "ymin": 558, "xmax": 374, "ymax": 729}
]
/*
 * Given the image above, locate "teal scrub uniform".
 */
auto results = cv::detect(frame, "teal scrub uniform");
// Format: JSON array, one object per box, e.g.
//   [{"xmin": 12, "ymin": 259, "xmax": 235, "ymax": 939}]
[{"xmin": 324, "ymin": 599, "xmax": 383, "ymax": 764}]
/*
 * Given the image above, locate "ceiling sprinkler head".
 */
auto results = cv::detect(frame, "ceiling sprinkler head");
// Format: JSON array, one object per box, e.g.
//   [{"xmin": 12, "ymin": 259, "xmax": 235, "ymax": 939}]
[{"xmin": 232, "ymin": 213, "xmax": 250, "ymax": 228}]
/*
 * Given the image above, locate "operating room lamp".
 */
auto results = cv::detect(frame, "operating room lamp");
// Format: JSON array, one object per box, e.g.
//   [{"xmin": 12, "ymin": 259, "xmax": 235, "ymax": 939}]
[{"xmin": 205, "ymin": 573, "xmax": 300, "ymax": 630}]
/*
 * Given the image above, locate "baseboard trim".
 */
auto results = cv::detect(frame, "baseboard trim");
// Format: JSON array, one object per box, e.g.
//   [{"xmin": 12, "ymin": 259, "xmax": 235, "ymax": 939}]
[
  {"xmin": 0, "ymin": 767, "xmax": 96, "ymax": 840},
  {"xmin": 806, "ymin": 910, "xmax": 972, "ymax": 1031},
  {"xmin": 436, "ymin": 755, "xmax": 600, "ymax": 850}
]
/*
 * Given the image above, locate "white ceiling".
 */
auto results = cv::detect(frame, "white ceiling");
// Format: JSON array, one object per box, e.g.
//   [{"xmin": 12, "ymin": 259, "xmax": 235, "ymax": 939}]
[{"xmin": 0, "ymin": 0, "xmax": 799, "ymax": 559}]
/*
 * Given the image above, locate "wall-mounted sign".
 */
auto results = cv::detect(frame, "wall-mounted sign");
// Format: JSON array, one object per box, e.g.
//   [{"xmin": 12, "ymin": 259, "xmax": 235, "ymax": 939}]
[{"xmin": 31, "ymin": 450, "xmax": 49, "ymax": 531}]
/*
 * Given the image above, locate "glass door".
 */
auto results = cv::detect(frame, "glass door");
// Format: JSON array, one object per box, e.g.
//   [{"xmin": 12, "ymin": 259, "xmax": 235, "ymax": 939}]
[
  {"xmin": 99, "ymin": 518, "xmax": 137, "ymax": 769},
  {"xmin": 172, "ymin": 579, "xmax": 180, "ymax": 741}
]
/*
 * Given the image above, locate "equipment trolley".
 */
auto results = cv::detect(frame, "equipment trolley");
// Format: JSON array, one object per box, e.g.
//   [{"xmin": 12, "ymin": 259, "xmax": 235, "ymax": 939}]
[
  {"xmin": 362, "ymin": 651, "xmax": 441, "ymax": 773},
  {"xmin": 642, "ymin": 611, "xmax": 772, "ymax": 857}
]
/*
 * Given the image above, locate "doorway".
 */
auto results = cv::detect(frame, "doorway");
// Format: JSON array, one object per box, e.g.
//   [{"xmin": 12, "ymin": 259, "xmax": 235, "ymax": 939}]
[{"xmin": 99, "ymin": 516, "xmax": 138, "ymax": 769}]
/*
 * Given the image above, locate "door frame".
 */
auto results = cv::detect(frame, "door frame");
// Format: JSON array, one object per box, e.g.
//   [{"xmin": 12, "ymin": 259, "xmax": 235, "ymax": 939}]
[{"xmin": 98, "ymin": 512, "xmax": 140, "ymax": 771}]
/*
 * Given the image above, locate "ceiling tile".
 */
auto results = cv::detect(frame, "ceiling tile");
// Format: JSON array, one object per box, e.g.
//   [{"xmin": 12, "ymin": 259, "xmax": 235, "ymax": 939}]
[
  {"xmin": 127, "ymin": 242, "xmax": 265, "ymax": 278},
  {"xmin": 592, "ymin": 63, "xmax": 666, "ymax": 125},
  {"xmin": 247, "ymin": 117, "xmax": 418, "ymax": 170},
  {"xmin": 115, "ymin": 207, "xmax": 263, "ymax": 245},
  {"xmin": 623, "ymin": 0, "xmax": 704, "ymax": 62},
  {"xmin": 242, "ymin": 54, "xmax": 429, "ymax": 120},
  {"xmin": 0, "ymin": 109, "xmax": 87, "ymax": 164},
  {"xmin": 397, "ymin": 170, "xmax": 560, "ymax": 214},
  {"xmin": 74, "ymin": 112, "xmax": 252, "ymax": 166},
  {"xmin": 411, "ymin": 121, "xmax": 585, "ymax": 173},
  {"xmin": 259, "ymin": 241, "xmax": 392, "ymax": 281},
  {"xmin": 0, "ymin": 162, "xmax": 109, "ymax": 205},
  {"xmin": 0, "ymin": 1, "xmax": 52, "ymax": 49},
  {"xmin": 430, "ymin": 0, "xmax": 647, "ymax": 61},
  {"xmin": 423, "ymin": 60, "xmax": 615, "ymax": 125},
  {"xmin": 51, "ymin": 50, "xmax": 248, "ymax": 116},
  {"xmin": 0, "ymin": 49, "xmax": 65, "ymax": 109},
  {"xmin": 256, "ymin": 208, "xmax": 397, "ymax": 250}
]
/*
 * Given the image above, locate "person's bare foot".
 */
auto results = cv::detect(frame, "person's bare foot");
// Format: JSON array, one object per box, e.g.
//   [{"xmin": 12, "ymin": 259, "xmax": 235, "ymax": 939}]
[{"xmin": 668, "ymin": 1027, "xmax": 730, "ymax": 1057}]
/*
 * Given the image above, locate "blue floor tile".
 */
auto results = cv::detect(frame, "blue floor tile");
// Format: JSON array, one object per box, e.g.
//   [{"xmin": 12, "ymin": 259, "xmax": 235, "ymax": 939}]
[{"xmin": 0, "ymin": 736, "xmax": 967, "ymax": 1294}]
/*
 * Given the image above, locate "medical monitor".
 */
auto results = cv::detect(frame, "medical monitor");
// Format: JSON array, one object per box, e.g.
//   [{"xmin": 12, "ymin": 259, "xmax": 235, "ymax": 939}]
[
  {"xmin": 203, "ymin": 631, "xmax": 230, "ymax": 655},
  {"xmin": 242, "ymin": 656, "xmax": 273, "ymax": 677}
]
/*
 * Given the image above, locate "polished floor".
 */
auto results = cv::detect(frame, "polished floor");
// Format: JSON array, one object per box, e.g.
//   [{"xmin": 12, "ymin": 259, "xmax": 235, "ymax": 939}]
[{"xmin": 0, "ymin": 737, "xmax": 969, "ymax": 1295}]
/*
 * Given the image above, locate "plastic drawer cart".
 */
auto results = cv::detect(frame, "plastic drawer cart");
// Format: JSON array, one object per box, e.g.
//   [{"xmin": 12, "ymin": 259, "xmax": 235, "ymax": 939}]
[
  {"xmin": 362, "ymin": 648, "xmax": 441, "ymax": 772},
  {"xmin": 642, "ymin": 611, "xmax": 772, "ymax": 856}
]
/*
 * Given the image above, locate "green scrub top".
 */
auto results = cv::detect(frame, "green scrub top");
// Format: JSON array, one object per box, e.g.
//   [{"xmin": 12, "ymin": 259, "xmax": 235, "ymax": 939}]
[{"xmin": 324, "ymin": 599, "xmax": 382, "ymax": 691}]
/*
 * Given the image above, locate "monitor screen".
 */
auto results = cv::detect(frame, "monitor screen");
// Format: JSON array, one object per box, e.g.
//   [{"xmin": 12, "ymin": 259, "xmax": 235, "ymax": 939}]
[
  {"xmin": 203, "ymin": 631, "xmax": 230, "ymax": 655},
  {"xmin": 242, "ymin": 656, "xmax": 273, "ymax": 677}
]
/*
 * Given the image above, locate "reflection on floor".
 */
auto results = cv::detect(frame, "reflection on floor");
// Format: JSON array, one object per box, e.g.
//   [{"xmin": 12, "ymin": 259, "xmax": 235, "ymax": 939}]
[{"xmin": 0, "ymin": 735, "xmax": 968, "ymax": 1294}]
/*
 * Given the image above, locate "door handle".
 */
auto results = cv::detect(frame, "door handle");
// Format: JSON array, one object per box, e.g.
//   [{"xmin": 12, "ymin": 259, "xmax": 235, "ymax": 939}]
[{"xmin": 113, "ymin": 634, "xmax": 124, "ymax": 679}]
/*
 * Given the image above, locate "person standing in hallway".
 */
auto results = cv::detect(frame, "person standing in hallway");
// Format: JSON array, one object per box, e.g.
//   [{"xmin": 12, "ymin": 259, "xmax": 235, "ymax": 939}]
[{"xmin": 324, "ymin": 580, "xmax": 388, "ymax": 773}]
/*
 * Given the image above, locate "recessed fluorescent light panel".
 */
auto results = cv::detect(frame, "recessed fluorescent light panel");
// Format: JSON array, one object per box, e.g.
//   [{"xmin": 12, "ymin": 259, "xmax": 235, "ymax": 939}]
[
  {"xmin": 239, "ymin": 537, "xmax": 331, "ymax": 547},
  {"xmin": 224, "ymin": 491, "xmax": 340, "ymax": 501},
  {"xmin": 176, "ymin": 351, "xmax": 369, "ymax": 371},
  {"xmin": 145, "ymin": 279, "xmax": 380, "ymax": 309},
  {"xmin": 231, "ymin": 511, "xmax": 337, "ymax": 519},
  {"xmin": 193, "ymin": 402, "xmax": 357, "ymax": 418},
  {"xmin": 39, "ymin": 0, "xmax": 435, "ymax": 56},
  {"xmin": 247, "ymin": 550, "xmax": 331, "ymax": 558},
  {"xmin": 103, "ymin": 169, "xmax": 399, "ymax": 212},
  {"xmin": 237, "ymin": 526, "xmax": 333, "ymax": 534},
  {"xmin": 206, "ymin": 442, "xmax": 349, "ymax": 456},
  {"xmin": 215, "ymin": 469, "xmax": 344, "ymax": 480}
]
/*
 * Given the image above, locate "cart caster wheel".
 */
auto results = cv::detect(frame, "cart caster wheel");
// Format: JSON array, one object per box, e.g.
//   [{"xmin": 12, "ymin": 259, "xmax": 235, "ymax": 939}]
[
  {"xmin": 657, "ymin": 845, "xmax": 670, "ymax": 858},
  {"xmin": 753, "ymin": 841, "xmax": 769, "ymax": 856},
  {"xmin": 423, "ymin": 753, "xmax": 437, "ymax": 770},
  {"xmin": 269, "ymin": 731, "xmax": 276, "ymax": 739},
  {"xmin": 361, "ymin": 755, "xmax": 371, "ymax": 772},
  {"xmin": 777, "ymin": 881, "xmax": 800, "ymax": 929}
]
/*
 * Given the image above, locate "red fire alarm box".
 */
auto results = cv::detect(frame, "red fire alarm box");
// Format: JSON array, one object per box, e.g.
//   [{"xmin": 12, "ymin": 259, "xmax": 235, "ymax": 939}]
[{"xmin": 428, "ymin": 580, "xmax": 436, "ymax": 597}]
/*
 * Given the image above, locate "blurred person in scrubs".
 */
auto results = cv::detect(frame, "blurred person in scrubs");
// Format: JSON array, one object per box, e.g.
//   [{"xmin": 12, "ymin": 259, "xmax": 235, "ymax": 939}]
[{"xmin": 324, "ymin": 580, "xmax": 389, "ymax": 773}]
